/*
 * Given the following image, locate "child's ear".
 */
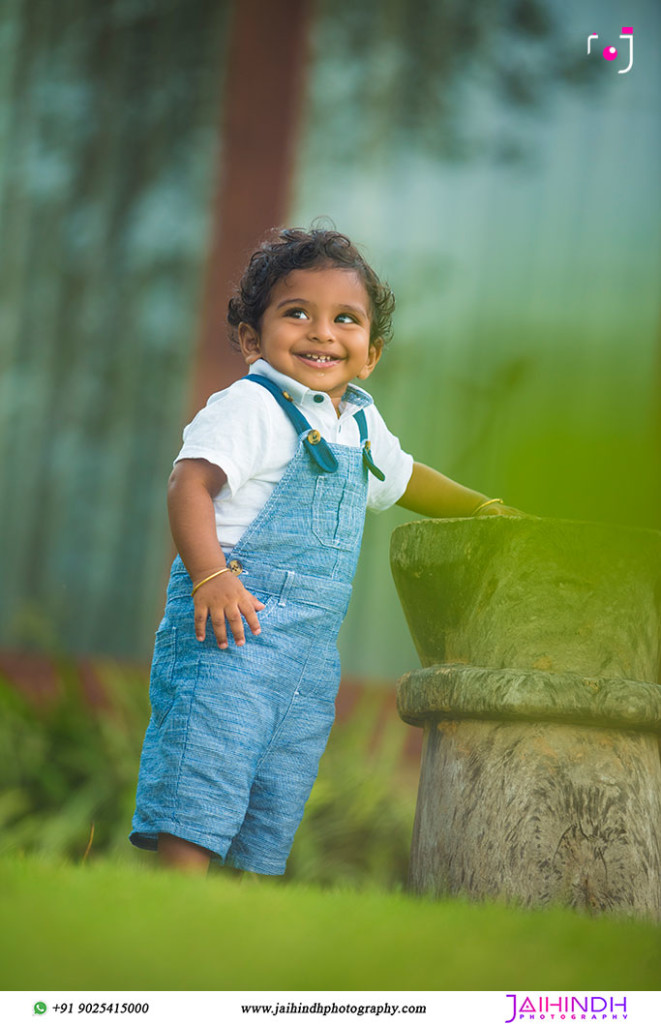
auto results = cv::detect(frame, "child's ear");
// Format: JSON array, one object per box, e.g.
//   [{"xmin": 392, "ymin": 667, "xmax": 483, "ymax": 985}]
[
  {"xmin": 238, "ymin": 322, "xmax": 262, "ymax": 365},
  {"xmin": 357, "ymin": 339, "xmax": 383, "ymax": 380}
]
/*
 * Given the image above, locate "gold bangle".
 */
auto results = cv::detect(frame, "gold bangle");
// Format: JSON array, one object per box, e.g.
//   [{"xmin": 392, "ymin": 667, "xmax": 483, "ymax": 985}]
[
  {"xmin": 191, "ymin": 567, "xmax": 231, "ymax": 597},
  {"xmin": 471, "ymin": 497, "xmax": 504, "ymax": 516}
]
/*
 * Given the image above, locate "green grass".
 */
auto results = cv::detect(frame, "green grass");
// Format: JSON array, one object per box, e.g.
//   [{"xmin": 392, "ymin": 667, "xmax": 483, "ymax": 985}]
[{"xmin": 2, "ymin": 856, "xmax": 659, "ymax": 991}]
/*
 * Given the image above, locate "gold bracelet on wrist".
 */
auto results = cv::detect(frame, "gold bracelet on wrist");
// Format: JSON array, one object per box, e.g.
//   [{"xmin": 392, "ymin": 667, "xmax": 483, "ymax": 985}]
[
  {"xmin": 471, "ymin": 497, "xmax": 504, "ymax": 516},
  {"xmin": 191, "ymin": 567, "xmax": 231, "ymax": 597}
]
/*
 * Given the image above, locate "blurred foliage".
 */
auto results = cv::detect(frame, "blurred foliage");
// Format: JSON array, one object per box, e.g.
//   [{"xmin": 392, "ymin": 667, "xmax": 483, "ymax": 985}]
[
  {"xmin": 307, "ymin": 0, "xmax": 602, "ymax": 169},
  {"xmin": 0, "ymin": 662, "xmax": 147, "ymax": 861},
  {"xmin": 0, "ymin": 0, "xmax": 231, "ymax": 659},
  {"xmin": 0, "ymin": 666, "xmax": 417, "ymax": 887}
]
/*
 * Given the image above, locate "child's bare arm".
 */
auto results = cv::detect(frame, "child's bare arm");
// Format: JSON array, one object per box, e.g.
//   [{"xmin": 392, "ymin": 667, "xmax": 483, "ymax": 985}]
[
  {"xmin": 167, "ymin": 459, "xmax": 265, "ymax": 648},
  {"xmin": 396, "ymin": 462, "xmax": 520, "ymax": 518}
]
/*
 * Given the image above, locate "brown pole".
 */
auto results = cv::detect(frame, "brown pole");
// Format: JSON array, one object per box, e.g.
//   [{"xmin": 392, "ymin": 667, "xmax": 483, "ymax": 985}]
[{"xmin": 191, "ymin": 0, "xmax": 313, "ymax": 413}]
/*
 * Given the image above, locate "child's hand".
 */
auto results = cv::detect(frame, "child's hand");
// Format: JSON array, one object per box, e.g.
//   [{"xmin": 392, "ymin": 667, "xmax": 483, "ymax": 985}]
[
  {"xmin": 475, "ymin": 503, "xmax": 529, "ymax": 517},
  {"xmin": 192, "ymin": 572, "xmax": 266, "ymax": 649}
]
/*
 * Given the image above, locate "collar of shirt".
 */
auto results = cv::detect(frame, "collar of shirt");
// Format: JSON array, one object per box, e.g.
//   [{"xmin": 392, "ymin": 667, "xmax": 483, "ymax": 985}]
[{"xmin": 247, "ymin": 359, "xmax": 374, "ymax": 421}]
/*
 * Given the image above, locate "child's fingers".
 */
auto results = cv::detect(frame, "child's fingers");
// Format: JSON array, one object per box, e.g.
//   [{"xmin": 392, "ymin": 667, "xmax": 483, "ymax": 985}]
[
  {"xmin": 197, "ymin": 584, "xmax": 266, "ymax": 649},
  {"xmin": 209, "ymin": 609, "xmax": 229, "ymax": 649},
  {"xmin": 194, "ymin": 605, "xmax": 210, "ymax": 643},
  {"xmin": 241, "ymin": 602, "xmax": 262, "ymax": 637},
  {"xmin": 224, "ymin": 606, "xmax": 246, "ymax": 647},
  {"xmin": 497, "ymin": 505, "xmax": 529, "ymax": 517},
  {"xmin": 480, "ymin": 504, "xmax": 528, "ymax": 517}
]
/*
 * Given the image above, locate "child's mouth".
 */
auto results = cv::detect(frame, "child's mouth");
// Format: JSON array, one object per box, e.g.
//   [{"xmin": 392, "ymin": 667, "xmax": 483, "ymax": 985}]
[{"xmin": 296, "ymin": 353, "xmax": 342, "ymax": 367}]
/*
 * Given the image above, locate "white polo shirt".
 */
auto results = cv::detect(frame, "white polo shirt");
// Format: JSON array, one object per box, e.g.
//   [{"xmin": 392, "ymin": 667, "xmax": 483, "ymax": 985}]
[{"xmin": 175, "ymin": 359, "xmax": 414, "ymax": 551}]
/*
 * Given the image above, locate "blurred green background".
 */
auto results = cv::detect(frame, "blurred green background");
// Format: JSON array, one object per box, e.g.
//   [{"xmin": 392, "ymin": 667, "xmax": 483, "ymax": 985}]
[
  {"xmin": 298, "ymin": 0, "xmax": 661, "ymax": 676},
  {"xmin": 0, "ymin": 0, "xmax": 659, "ymax": 889},
  {"xmin": 1, "ymin": 0, "xmax": 658, "ymax": 678}
]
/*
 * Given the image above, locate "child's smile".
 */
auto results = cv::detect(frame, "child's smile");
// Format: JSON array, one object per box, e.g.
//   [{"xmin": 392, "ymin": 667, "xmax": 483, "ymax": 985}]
[{"xmin": 238, "ymin": 267, "xmax": 382, "ymax": 409}]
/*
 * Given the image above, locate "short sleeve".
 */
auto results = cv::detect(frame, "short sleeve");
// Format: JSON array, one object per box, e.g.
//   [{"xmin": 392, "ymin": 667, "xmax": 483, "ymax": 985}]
[
  {"xmin": 174, "ymin": 380, "xmax": 276, "ymax": 497},
  {"xmin": 365, "ymin": 406, "xmax": 414, "ymax": 512}
]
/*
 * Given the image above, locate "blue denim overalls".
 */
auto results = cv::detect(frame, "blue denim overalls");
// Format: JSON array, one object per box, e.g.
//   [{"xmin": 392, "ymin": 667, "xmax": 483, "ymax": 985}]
[{"xmin": 130, "ymin": 376, "xmax": 383, "ymax": 874}]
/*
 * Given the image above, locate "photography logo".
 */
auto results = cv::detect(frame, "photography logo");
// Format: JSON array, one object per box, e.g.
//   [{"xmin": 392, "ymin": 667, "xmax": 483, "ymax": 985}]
[
  {"xmin": 587, "ymin": 26, "xmax": 634, "ymax": 73},
  {"xmin": 505, "ymin": 993, "xmax": 628, "ymax": 1022}
]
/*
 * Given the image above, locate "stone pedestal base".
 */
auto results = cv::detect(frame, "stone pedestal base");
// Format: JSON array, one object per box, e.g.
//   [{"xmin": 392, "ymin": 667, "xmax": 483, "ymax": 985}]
[
  {"xmin": 392, "ymin": 518, "xmax": 661, "ymax": 918},
  {"xmin": 398, "ymin": 665, "xmax": 661, "ymax": 919},
  {"xmin": 410, "ymin": 717, "xmax": 661, "ymax": 916}
]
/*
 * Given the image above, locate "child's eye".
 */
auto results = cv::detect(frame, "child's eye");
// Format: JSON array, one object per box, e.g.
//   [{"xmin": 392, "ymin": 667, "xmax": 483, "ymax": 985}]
[
  {"xmin": 285, "ymin": 308, "xmax": 308, "ymax": 320},
  {"xmin": 336, "ymin": 313, "xmax": 357, "ymax": 324}
]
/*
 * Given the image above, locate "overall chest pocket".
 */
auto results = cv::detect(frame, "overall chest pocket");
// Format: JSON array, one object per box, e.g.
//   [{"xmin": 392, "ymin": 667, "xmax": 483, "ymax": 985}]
[{"xmin": 311, "ymin": 473, "xmax": 363, "ymax": 550}]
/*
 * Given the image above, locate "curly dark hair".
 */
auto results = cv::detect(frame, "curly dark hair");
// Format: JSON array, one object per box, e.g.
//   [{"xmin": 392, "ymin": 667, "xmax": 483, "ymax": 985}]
[{"xmin": 227, "ymin": 226, "xmax": 395, "ymax": 349}]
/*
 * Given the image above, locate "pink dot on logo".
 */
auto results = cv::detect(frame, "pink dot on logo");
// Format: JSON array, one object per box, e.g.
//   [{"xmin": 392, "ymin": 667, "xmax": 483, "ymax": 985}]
[{"xmin": 603, "ymin": 45, "xmax": 618, "ymax": 60}]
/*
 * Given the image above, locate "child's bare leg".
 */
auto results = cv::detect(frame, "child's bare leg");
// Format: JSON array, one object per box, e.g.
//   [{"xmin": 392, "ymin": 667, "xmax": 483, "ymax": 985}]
[{"xmin": 158, "ymin": 832, "xmax": 211, "ymax": 874}]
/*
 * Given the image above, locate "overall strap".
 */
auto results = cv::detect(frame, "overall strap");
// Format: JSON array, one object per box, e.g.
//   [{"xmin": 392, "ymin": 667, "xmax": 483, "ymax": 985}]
[
  {"xmin": 245, "ymin": 374, "xmax": 339, "ymax": 474},
  {"xmin": 353, "ymin": 409, "xmax": 386, "ymax": 481}
]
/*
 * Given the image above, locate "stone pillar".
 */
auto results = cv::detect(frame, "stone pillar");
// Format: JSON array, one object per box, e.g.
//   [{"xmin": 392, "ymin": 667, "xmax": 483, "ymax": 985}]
[{"xmin": 390, "ymin": 518, "xmax": 661, "ymax": 918}]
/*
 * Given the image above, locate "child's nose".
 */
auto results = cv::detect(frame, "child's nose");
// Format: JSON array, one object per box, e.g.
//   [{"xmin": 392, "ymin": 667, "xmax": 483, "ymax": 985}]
[{"xmin": 308, "ymin": 317, "xmax": 335, "ymax": 342}]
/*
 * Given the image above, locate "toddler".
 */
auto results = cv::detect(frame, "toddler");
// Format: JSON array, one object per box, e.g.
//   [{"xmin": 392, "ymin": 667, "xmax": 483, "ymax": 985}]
[{"xmin": 130, "ymin": 227, "xmax": 515, "ymax": 874}]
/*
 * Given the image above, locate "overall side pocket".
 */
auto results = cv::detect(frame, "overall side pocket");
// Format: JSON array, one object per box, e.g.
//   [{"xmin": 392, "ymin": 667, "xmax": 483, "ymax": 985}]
[
  {"xmin": 148, "ymin": 625, "xmax": 178, "ymax": 728},
  {"xmin": 247, "ymin": 589, "xmax": 279, "ymax": 623}
]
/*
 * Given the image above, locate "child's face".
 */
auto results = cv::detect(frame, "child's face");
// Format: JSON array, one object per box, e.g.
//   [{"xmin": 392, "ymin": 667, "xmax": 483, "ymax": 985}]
[{"xmin": 238, "ymin": 267, "xmax": 382, "ymax": 409}]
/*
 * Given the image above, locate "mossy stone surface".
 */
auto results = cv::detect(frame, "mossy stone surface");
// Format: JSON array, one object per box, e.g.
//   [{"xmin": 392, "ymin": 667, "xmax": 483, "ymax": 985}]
[
  {"xmin": 397, "ymin": 664, "xmax": 661, "ymax": 732},
  {"xmin": 391, "ymin": 517, "xmax": 661, "ymax": 684}
]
